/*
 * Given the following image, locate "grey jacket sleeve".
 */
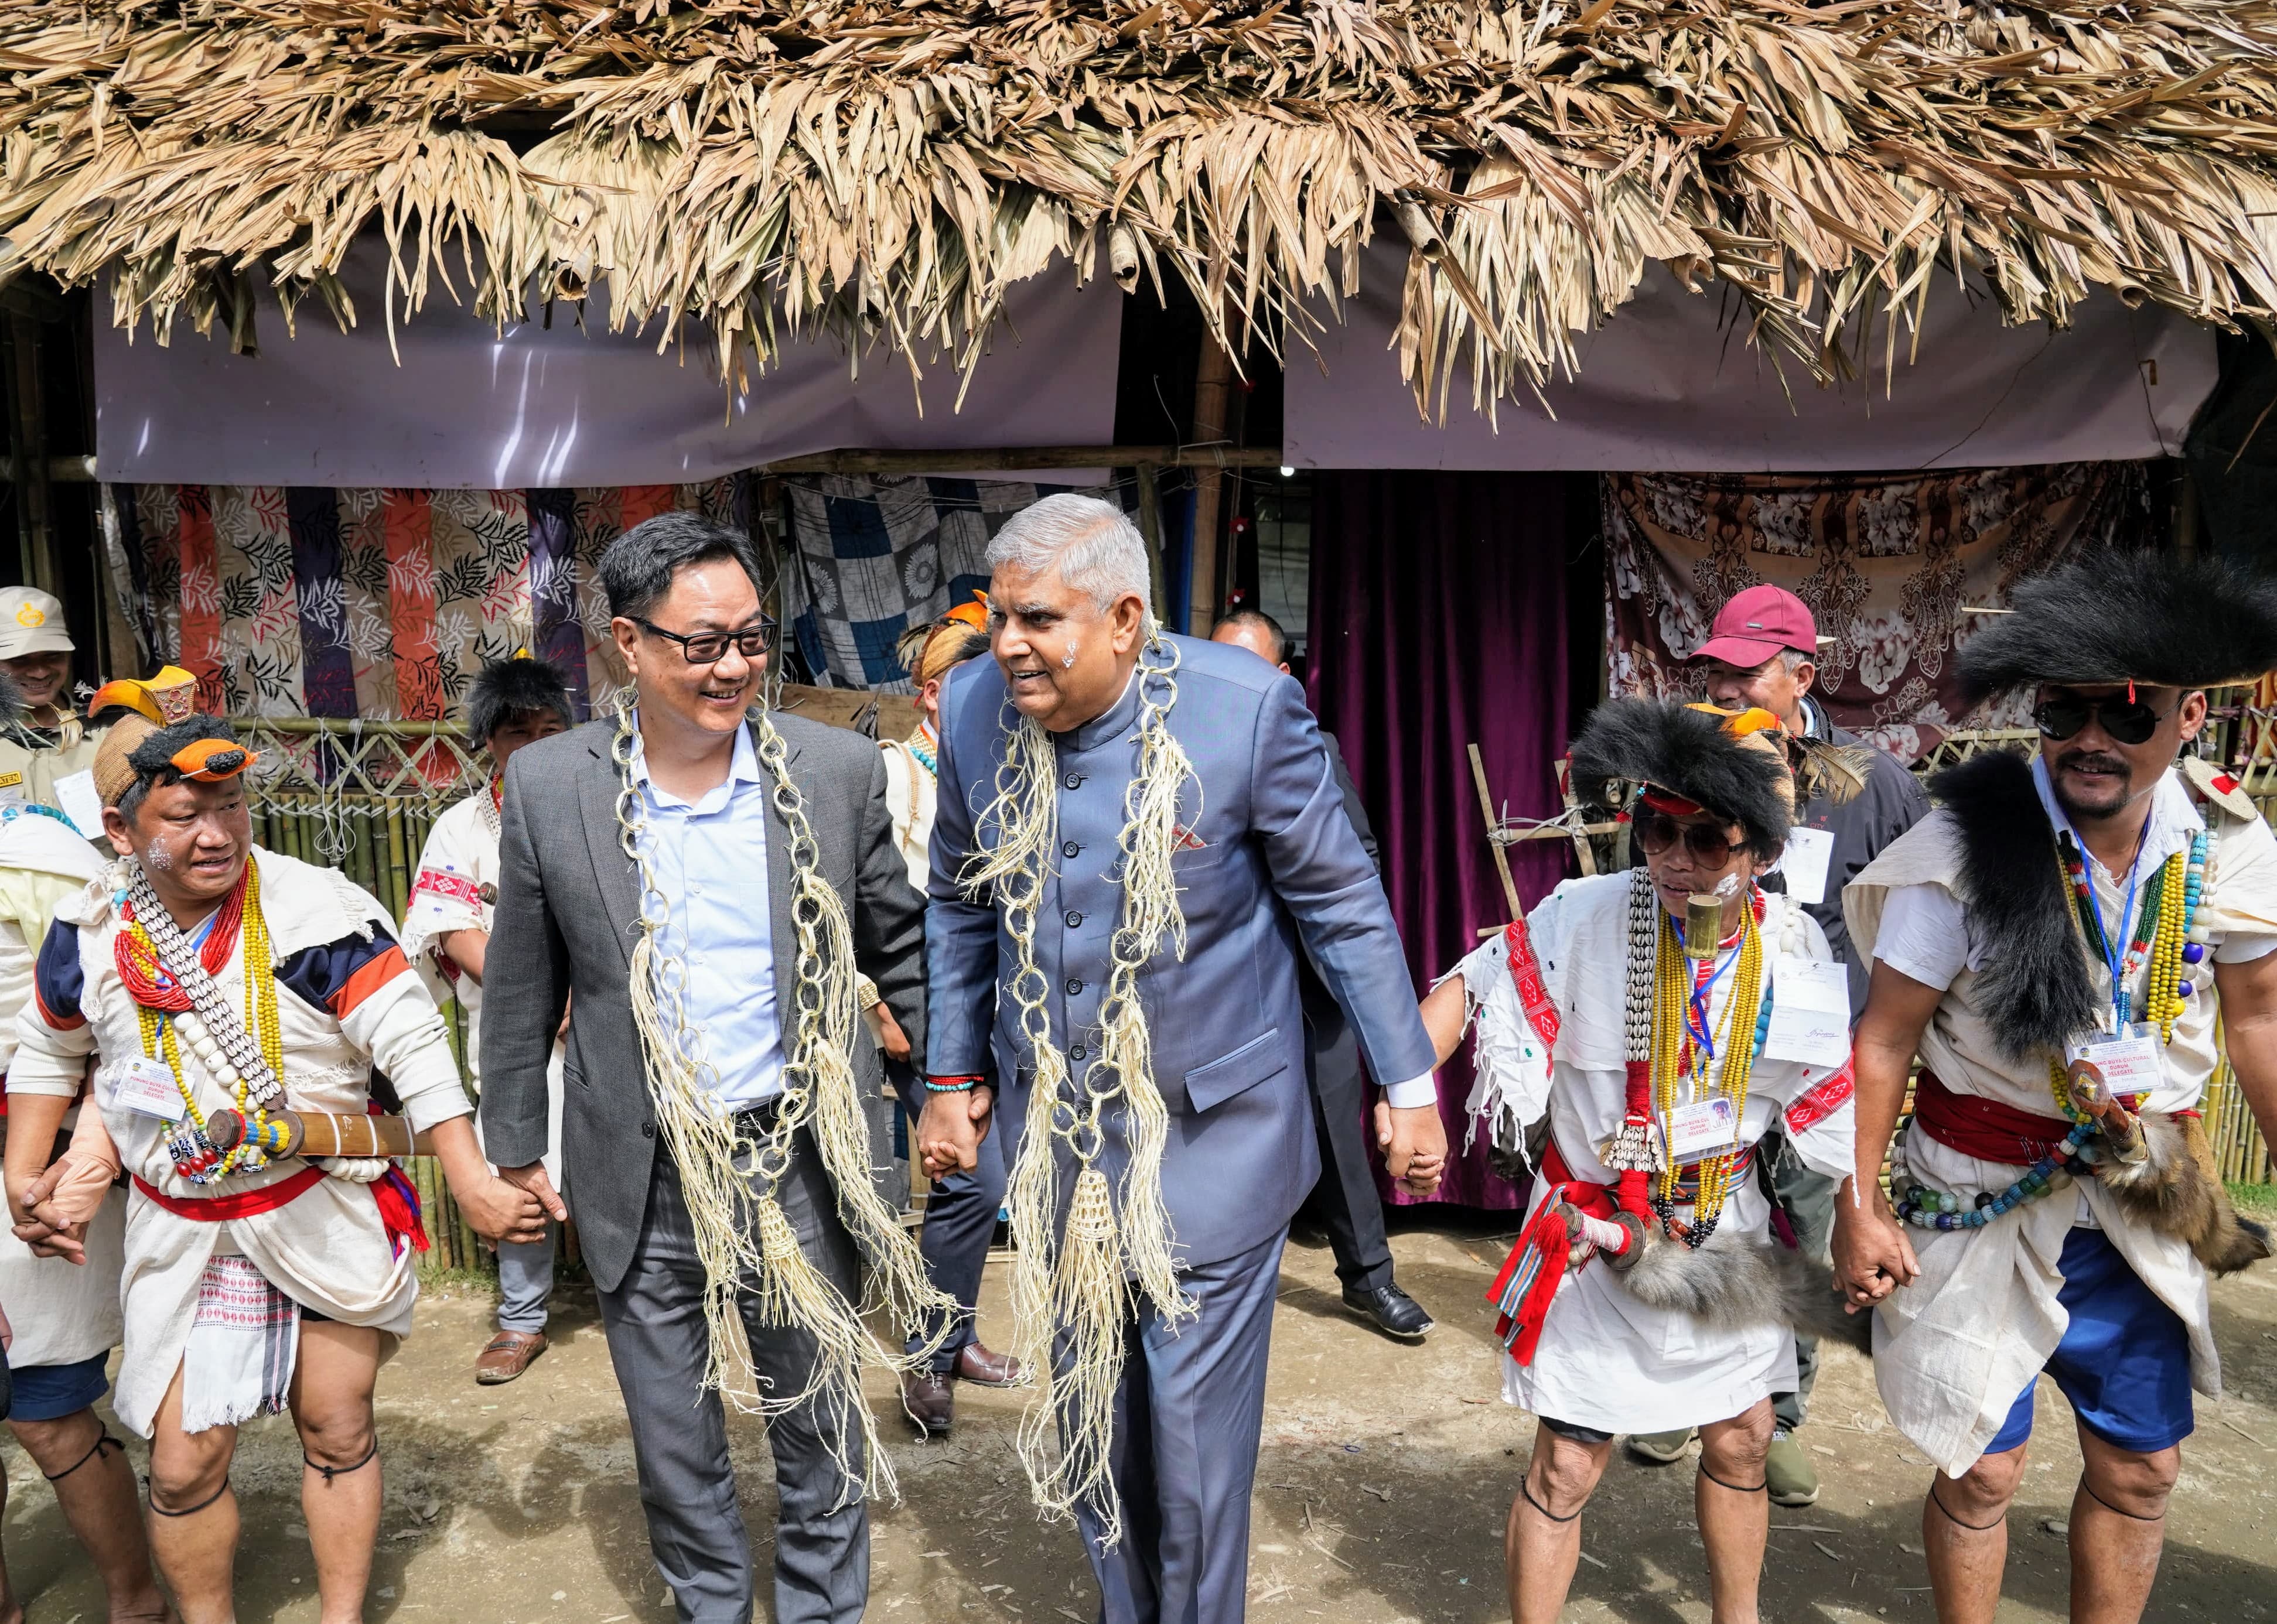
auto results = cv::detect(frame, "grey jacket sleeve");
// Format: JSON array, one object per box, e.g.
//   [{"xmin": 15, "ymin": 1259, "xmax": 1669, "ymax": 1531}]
[
  {"xmin": 1252, "ymin": 676, "xmax": 1435, "ymax": 1088},
  {"xmin": 853, "ymin": 741, "xmax": 928, "ymax": 1073},
  {"xmin": 477, "ymin": 751, "xmax": 571, "ymax": 1170},
  {"xmin": 1321, "ymin": 730, "xmax": 1381, "ymax": 874}
]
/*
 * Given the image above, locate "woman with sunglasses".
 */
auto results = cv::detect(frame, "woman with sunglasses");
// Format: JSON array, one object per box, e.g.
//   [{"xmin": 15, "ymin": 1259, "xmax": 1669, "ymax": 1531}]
[
  {"xmin": 1419, "ymin": 696, "xmax": 1876, "ymax": 1624},
  {"xmin": 1841, "ymin": 553, "xmax": 2277, "ymax": 1624}
]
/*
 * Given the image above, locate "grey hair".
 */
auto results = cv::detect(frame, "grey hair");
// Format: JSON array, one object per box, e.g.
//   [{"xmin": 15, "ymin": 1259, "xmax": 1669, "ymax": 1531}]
[
  {"xmin": 1779, "ymin": 648, "xmax": 1812, "ymax": 673},
  {"xmin": 599, "ymin": 512, "xmax": 764, "ymax": 622},
  {"xmin": 985, "ymin": 494, "xmax": 1151, "ymax": 614}
]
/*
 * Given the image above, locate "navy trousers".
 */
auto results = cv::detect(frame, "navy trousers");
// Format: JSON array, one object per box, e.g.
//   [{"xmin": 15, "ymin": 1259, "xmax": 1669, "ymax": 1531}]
[{"xmin": 1071, "ymin": 1228, "xmax": 1287, "ymax": 1624}]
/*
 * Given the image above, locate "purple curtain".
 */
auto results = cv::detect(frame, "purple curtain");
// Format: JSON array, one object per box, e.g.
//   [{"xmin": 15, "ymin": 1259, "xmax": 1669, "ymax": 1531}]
[{"xmin": 1307, "ymin": 471, "xmax": 1573, "ymax": 1210}]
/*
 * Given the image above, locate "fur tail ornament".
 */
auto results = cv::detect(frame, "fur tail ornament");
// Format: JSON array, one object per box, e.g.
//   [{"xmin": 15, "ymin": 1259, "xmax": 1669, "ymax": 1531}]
[
  {"xmin": 1612, "ymin": 1228, "xmax": 1877, "ymax": 1355},
  {"xmin": 2095, "ymin": 1111, "xmax": 2272, "ymax": 1277}
]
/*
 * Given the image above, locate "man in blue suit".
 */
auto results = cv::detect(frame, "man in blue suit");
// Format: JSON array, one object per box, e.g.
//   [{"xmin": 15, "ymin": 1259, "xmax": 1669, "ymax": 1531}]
[{"xmin": 917, "ymin": 494, "xmax": 1446, "ymax": 1624}]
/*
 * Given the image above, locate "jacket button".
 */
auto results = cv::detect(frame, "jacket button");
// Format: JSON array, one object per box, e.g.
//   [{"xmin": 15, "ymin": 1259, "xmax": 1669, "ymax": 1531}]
[
  {"xmin": 1062, "ymin": 840, "xmax": 1081, "ymax": 859},
  {"xmin": 1066, "ymin": 977, "xmax": 1085, "ymax": 996},
  {"xmin": 1065, "ymin": 772, "xmax": 1083, "ymax": 789},
  {"xmin": 640, "ymin": 1122, "xmax": 656, "ymax": 1140},
  {"xmin": 1066, "ymin": 911, "xmax": 1084, "ymax": 928},
  {"xmin": 1069, "ymin": 1044, "xmax": 1088, "ymax": 1061}
]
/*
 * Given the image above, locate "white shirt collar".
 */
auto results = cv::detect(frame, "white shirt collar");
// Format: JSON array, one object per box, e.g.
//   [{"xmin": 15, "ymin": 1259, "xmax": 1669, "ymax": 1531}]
[{"xmin": 2029, "ymin": 754, "xmax": 2201, "ymax": 883}]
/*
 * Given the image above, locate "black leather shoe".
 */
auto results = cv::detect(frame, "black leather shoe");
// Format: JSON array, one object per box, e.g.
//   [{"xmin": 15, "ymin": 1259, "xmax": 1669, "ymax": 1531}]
[
  {"xmin": 900, "ymin": 1369, "xmax": 954, "ymax": 1437},
  {"xmin": 1343, "ymin": 1282, "xmax": 1433, "ymax": 1339}
]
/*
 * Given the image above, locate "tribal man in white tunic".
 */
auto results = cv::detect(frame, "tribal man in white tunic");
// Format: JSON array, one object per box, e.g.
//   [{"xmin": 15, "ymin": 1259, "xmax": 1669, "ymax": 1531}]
[
  {"xmin": 1839, "ymin": 555, "xmax": 2277, "ymax": 1624},
  {"xmin": 1423, "ymin": 698, "xmax": 1870, "ymax": 1624},
  {"xmin": 401, "ymin": 652, "xmax": 573, "ymax": 1385},
  {"xmin": 11, "ymin": 713, "xmax": 540, "ymax": 1624}
]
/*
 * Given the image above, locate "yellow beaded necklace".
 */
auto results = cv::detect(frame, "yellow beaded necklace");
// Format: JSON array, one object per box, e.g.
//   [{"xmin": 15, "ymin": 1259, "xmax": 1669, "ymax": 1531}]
[{"xmin": 1647, "ymin": 899, "xmax": 1764, "ymax": 1239}]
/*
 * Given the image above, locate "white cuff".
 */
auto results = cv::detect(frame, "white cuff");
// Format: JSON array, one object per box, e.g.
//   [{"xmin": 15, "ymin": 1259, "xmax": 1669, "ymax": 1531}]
[{"xmin": 1383, "ymin": 1073, "xmax": 1439, "ymax": 1110}]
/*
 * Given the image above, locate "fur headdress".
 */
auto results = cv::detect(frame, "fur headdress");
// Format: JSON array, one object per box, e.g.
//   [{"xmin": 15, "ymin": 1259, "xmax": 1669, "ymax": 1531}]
[
  {"xmin": 466, "ymin": 655, "xmax": 573, "ymax": 745},
  {"xmin": 1959, "ymin": 552, "xmax": 2277, "ymax": 703},
  {"xmin": 1568, "ymin": 698, "xmax": 1793, "ymax": 857}
]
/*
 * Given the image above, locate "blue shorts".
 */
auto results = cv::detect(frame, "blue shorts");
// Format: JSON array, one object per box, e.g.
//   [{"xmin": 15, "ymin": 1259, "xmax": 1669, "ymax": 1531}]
[
  {"xmin": 1986, "ymin": 1226, "xmax": 2194, "ymax": 1457},
  {"xmin": 9, "ymin": 1351, "xmax": 110, "ymax": 1423}
]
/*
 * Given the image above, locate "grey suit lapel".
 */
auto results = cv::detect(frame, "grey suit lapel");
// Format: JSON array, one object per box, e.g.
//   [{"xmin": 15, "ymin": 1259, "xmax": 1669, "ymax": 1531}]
[
  {"xmin": 756, "ymin": 716, "xmax": 802, "ymax": 1003},
  {"xmin": 580, "ymin": 734, "xmax": 644, "ymax": 967}
]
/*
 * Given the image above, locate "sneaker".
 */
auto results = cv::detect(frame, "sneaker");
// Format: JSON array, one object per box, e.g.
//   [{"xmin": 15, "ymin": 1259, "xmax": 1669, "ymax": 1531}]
[
  {"xmin": 1765, "ymin": 1429, "xmax": 1820, "ymax": 1507},
  {"xmin": 1626, "ymin": 1427, "xmax": 1696, "ymax": 1464}
]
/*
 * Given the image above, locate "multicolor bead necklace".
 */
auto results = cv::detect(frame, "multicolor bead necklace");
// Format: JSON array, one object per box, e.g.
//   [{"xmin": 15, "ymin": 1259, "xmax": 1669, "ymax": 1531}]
[{"xmin": 115, "ymin": 860, "xmax": 289, "ymax": 1183}]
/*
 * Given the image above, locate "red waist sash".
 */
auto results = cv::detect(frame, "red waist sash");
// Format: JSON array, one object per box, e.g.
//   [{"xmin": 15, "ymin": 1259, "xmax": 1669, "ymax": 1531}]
[
  {"xmin": 1484, "ymin": 1133, "xmax": 1760, "ymax": 1366},
  {"xmin": 133, "ymin": 1164, "xmax": 325, "ymax": 1219},
  {"xmin": 132, "ymin": 1162, "xmax": 428, "ymax": 1257}
]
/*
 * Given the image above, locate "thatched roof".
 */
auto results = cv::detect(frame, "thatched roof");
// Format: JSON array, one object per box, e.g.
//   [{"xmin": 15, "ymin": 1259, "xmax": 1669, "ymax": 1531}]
[{"xmin": 3, "ymin": 0, "xmax": 2276, "ymax": 414}]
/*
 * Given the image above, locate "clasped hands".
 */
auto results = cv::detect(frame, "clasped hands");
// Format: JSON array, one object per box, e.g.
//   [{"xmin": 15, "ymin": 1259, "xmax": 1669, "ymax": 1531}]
[
  {"xmin": 916, "ymin": 1088, "xmax": 1450, "ymax": 1199},
  {"xmin": 1830, "ymin": 1185, "xmax": 1921, "ymax": 1313}
]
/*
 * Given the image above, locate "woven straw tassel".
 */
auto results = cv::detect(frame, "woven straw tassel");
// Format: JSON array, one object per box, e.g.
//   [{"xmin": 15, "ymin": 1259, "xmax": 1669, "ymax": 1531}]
[
  {"xmin": 1015, "ymin": 1168, "xmax": 1131, "ymax": 1544},
  {"xmin": 747, "ymin": 1195, "xmax": 896, "ymax": 1507}
]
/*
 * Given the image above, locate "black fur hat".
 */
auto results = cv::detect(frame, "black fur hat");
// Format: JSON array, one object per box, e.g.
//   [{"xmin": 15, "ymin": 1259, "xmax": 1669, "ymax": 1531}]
[
  {"xmin": 1568, "ymin": 698, "xmax": 1792, "ymax": 857},
  {"xmin": 466, "ymin": 655, "xmax": 573, "ymax": 745},
  {"xmin": 1958, "ymin": 552, "xmax": 2277, "ymax": 703}
]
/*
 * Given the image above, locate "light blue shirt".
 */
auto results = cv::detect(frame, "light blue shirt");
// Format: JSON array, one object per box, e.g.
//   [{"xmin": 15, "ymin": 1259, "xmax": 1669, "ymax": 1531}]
[{"xmin": 631, "ymin": 719, "xmax": 784, "ymax": 1108}]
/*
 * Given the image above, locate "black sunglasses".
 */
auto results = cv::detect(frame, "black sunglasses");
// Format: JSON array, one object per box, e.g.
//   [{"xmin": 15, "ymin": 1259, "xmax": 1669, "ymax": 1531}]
[
  {"xmin": 636, "ymin": 616, "xmax": 777, "ymax": 666},
  {"xmin": 2033, "ymin": 693, "xmax": 2168, "ymax": 748},
  {"xmin": 1632, "ymin": 806, "xmax": 1739, "ymax": 867}
]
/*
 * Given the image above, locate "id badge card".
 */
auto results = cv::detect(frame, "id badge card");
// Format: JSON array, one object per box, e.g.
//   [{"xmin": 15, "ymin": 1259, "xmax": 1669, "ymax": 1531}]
[
  {"xmin": 1661, "ymin": 1097, "xmax": 1739, "ymax": 1164},
  {"xmin": 112, "ymin": 1057, "xmax": 186, "ymax": 1122},
  {"xmin": 2066, "ymin": 1030, "xmax": 2164, "ymax": 1097},
  {"xmin": 1763, "ymin": 956, "xmax": 1853, "ymax": 1068}
]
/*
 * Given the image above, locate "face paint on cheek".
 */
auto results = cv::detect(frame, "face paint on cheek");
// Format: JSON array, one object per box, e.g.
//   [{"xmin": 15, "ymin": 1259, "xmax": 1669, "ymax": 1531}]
[
  {"xmin": 145, "ymin": 838, "xmax": 175, "ymax": 871},
  {"xmin": 1713, "ymin": 872, "xmax": 1739, "ymax": 898},
  {"xmin": 1061, "ymin": 640, "xmax": 1079, "ymax": 671}
]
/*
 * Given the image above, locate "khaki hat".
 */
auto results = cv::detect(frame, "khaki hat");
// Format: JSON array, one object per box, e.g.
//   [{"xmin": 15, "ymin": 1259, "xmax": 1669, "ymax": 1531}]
[{"xmin": 0, "ymin": 588, "xmax": 73, "ymax": 661}]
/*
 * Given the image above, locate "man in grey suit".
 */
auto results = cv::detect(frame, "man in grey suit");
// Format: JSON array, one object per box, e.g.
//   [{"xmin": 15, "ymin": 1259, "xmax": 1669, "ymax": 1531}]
[
  {"xmin": 917, "ymin": 495, "xmax": 1447, "ymax": 1624},
  {"xmin": 481, "ymin": 514, "xmax": 927, "ymax": 1624},
  {"xmin": 1210, "ymin": 608, "xmax": 1435, "ymax": 1341}
]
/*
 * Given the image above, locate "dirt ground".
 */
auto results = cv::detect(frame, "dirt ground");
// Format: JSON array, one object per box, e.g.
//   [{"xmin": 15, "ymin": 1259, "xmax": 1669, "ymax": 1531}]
[{"xmin": 8, "ymin": 1212, "xmax": 2277, "ymax": 1623}]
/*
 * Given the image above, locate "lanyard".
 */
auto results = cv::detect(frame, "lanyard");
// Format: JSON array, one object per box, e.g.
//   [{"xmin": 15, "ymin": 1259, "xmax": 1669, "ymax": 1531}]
[
  {"xmin": 1670, "ymin": 920, "xmax": 1739, "ymax": 1061},
  {"xmin": 2075, "ymin": 822, "xmax": 2150, "ymax": 1018}
]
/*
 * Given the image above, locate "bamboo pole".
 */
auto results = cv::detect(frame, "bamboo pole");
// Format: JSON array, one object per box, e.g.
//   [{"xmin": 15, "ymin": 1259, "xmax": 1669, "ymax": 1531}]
[
  {"xmin": 1135, "ymin": 463, "xmax": 1168, "ymax": 623},
  {"xmin": 1185, "ymin": 335, "xmax": 1237, "ymax": 636},
  {"xmin": 1467, "ymin": 743, "xmax": 1525, "ymax": 924},
  {"xmin": 759, "ymin": 444, "xmax": 1284, "ymax": 477}
]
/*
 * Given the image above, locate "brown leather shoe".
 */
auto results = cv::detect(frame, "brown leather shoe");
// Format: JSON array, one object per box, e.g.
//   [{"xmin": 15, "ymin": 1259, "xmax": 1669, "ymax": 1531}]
[
  {"xmin": 474, "ymin": 1329, "xmax": 548, "ymax": 1385},
  {"xmin": 954, "ymin": 1342, "xmax": 1024, "ymax": 1387},
  {"xmin": 902, "ymin": 1369, "xmax": 954, "ymax": 1437}
]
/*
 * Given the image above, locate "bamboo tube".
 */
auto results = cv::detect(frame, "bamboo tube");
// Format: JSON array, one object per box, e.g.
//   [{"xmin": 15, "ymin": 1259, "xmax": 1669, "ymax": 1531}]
[{"xmin": 205, "ymin": 1107, "xmax": 429, "ymax": 1158}]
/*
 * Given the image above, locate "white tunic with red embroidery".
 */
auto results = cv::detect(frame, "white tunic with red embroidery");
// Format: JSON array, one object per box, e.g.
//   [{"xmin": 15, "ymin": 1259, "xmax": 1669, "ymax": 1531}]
[
  {"xmin": 9, "ymin": 849, "xmax": 472, "ymax": 1436},
  {"xmin": 1447, "ymin": 871, "xmax": 1857, "ymax": 1435},
  {"xmin": 402, "ymin": 788, "xmax": 564, "ymax": 1185}
]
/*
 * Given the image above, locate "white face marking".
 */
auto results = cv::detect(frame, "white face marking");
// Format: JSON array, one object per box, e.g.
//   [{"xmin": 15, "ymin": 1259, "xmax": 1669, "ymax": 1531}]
[
  {"xmin": 1061, "ymin": 641, "xmax": 1079, "ymax": 671},
  {"xmin": 1713, "ymin": 871, "xmax": 1739, "ymax": 897},
  {"xmin": 145, "ymin": 837, "xmax": 176, "ymax": 871}
]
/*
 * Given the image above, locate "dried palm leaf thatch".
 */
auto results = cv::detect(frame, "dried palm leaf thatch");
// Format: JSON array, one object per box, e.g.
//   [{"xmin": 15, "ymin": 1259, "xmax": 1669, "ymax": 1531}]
[{"xmin": 2, "ymin": 0, "xmax": 2275, "ymax": 416}]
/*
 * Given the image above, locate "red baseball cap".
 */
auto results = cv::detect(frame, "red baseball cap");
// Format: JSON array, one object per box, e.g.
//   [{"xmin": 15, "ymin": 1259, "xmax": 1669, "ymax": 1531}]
[{"xmin": 1692, "ymin": 584, "xmax": 1817, "ymax": 668}]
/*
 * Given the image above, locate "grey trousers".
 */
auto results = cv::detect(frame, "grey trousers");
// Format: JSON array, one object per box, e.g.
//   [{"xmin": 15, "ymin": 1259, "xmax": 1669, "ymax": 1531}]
[
  {"xmin": 1767, "ymin": 1133, "xmax": 1834, "ymax": 1432},
  {"xmin": 905, "ymin": 1113, "xmax": 1006, "ymax": 1372},
  {"xmin": 596, "ymin": 1130, "xmax": 868, "ymax": 1624},
  {"xmin": 496, "ymin": 1220, "xmax": 558, "ymax": 1333},
  {"xmin": 1071, "ymin": 1228, "xmax": 1286, "ymax": 1624}
]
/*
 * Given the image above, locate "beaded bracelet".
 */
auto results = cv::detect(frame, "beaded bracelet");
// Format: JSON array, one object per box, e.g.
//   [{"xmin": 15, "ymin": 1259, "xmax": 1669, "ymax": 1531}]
[{"xmin": 924, "ymin": 1075, "xmax": 984, "ymax": 1093}]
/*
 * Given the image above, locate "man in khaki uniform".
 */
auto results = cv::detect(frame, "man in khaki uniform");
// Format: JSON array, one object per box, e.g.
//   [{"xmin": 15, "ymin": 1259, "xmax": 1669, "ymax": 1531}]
[{"xmin": 0, "ymin": 587, "xmax": 103, "ymax": 811}]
